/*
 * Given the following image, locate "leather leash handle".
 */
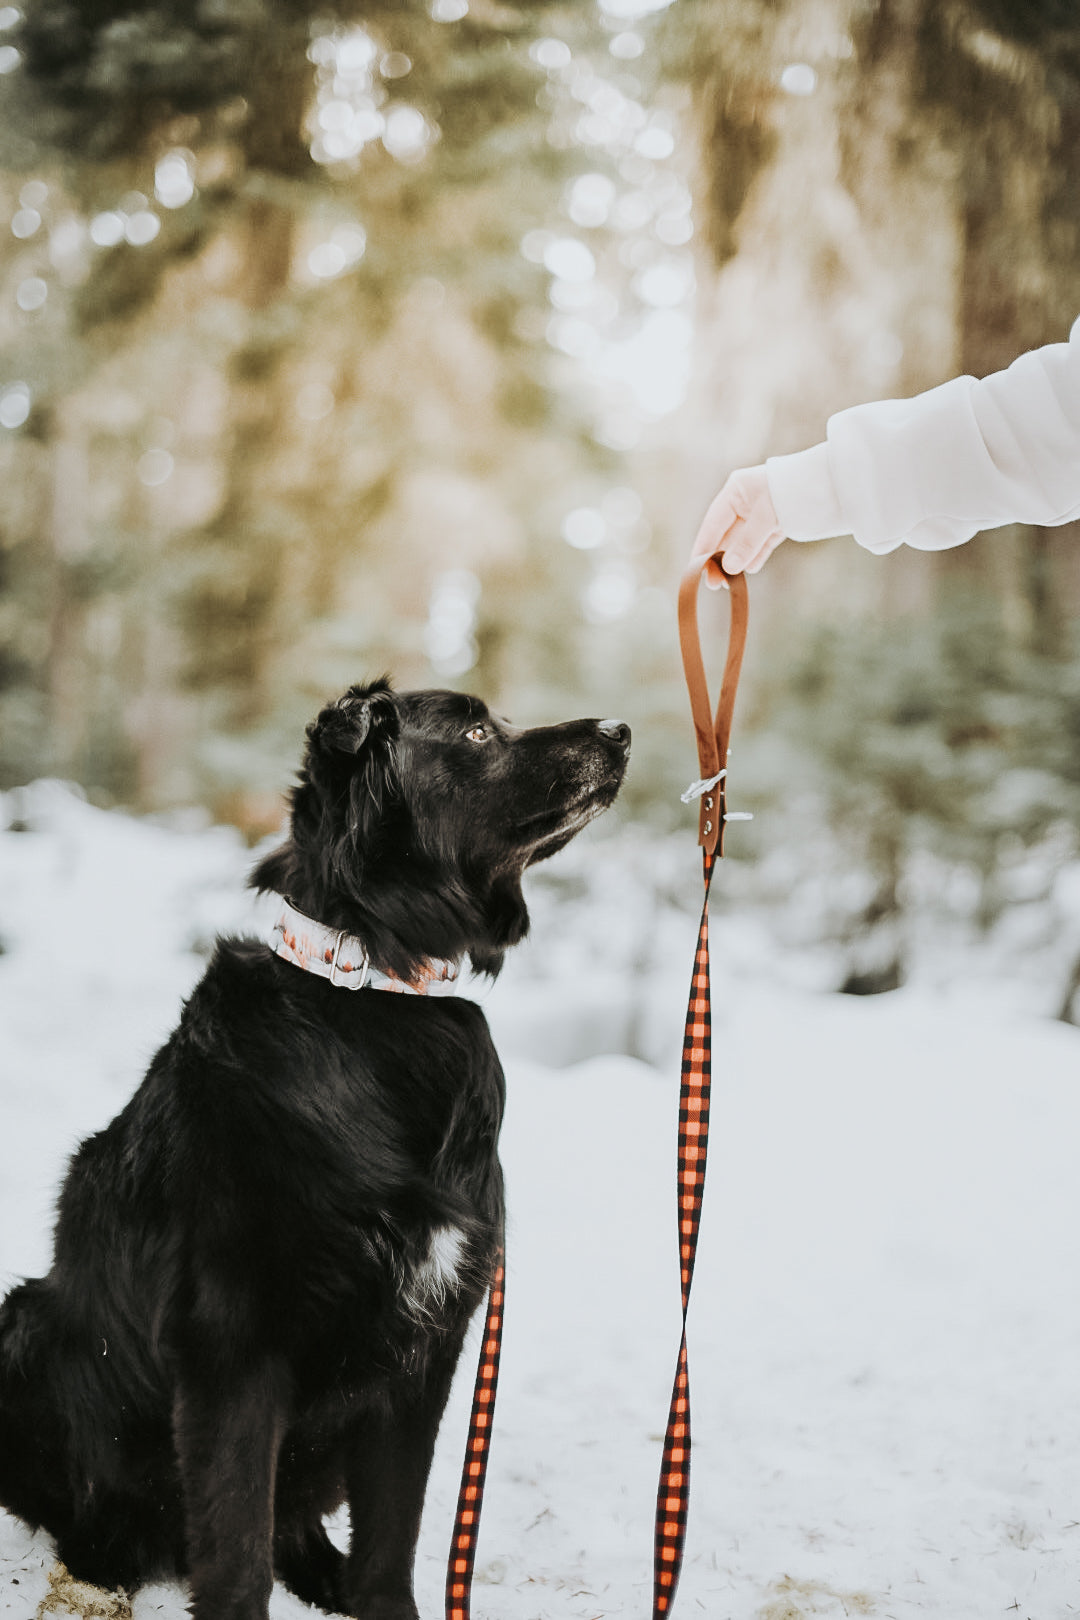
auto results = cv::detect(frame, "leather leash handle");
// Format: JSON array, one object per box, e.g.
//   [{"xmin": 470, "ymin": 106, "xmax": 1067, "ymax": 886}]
[{"xmin": 677, "ymin": 559, "xmax": 749, "ymax": 856}]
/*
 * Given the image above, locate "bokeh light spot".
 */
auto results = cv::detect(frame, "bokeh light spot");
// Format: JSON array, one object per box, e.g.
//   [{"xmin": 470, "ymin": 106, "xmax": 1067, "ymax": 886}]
[
  {"xmin": 308, "ymin": 35, "xmax": 336, "ymax": 66},
  {"xmin": 635, "ymin": 257, "xmax": 693, "ymax": 308},
  {"xmin": 584, "ymin": 563, "xmax": 637, "ymax": 623},
  {"xmin": 331, "ymin": 223, "xmax": 367, "ymax": 263},
  {"xmin": 295, "ymin": 382, "xmax": 336, "ymax": 421},
  {"xmin": 561, "ymin": 507, "xmax": 606, "ymax": 549},
  {"xmin": 319, "ymin": 99, "xmax": 355, "ymax": 133},
  {"xmin": 90, "ymin": 212, "xmax": 125, "ymax": 248},
  {"xmin": 567, "ymin": 173, "xmax": 616, "ymax": 228},
  {"xmin": 380, "ymin": 52, "xmax": 412, "ymax": 79},
  {"xmin": 382, "ymin": 104, "xmax": 432, "ymax": 161},
  {"xmin": 598, "ymin": 0, "xmax": 674, "ymax": 19},
  {"xmin": 609, "ymin": 32, "xmax": 644, "ymax": 60},
  {"xmin": 530, "ymin": 38, "xmax": 571, "ymax": 71},
  {"xmin": 546, "ymin": 314, "xmax": 600, "ymax": 358},
  {"xmin": 612, "ymin": 191, "xmax": 653, "ymax": 232},
  {"xmin": 336, "ymin": 31, "xmax": 378, "ymax": 73},
  {"xmin": 48, "ymin": 217, "xmax": 86, "ymax": 271},
  {"xmin": 16, "ymin": 277, "xmax": 46, "ymax": 312},
  {"xmin": 137, "ymin": 449, "xmax": 174, "ymax": 487},
  {"xmin": 656, "ymin": 212, "xmax": 693, "ymax": 246},
  {"xmin": 155, "ymin": 151, "xmax": 196, "ymax": 210},
  {"xmin": 125, "ymin": 211, "xmax": 161, "ymax": 247},
  {"xmin": 780, "ymin": 62, "xmax": 817, "ymax": 95},
  {"xmin": 11, "ymin": 208, "xmax": 41, "ymax": 240},
  {"xmin": 0, "ymin": 382, "xmax": 30, "ymax": 428},
  {"xmin": 520, "ymin": 229, "xmax": 554, "ymax": 264},
  {"xmin": 634, "ymin": 126, "xmax": 675, "ymax": 160},
  {"xmin": 425, "ymin": 570, "xmax": 479, "ymax": 675},
  {"xmin": 308, "ymin": 242, "xmax": 348, "ymax": 279},
  {"xmin": 543, "ymin": 236, "xmax": 595, "ymax": 283}
]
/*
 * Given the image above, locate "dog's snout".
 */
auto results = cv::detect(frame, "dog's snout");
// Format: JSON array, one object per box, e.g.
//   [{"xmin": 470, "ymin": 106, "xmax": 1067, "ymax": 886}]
[{"xmin": 598, "ymin": 719, "xmax": 631, "ymax": 751}]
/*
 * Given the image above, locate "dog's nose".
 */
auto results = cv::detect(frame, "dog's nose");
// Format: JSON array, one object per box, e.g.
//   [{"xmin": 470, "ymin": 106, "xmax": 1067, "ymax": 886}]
[{"xmin": 598, "ymin": 719, "xmax": 631, "ymax": 751}]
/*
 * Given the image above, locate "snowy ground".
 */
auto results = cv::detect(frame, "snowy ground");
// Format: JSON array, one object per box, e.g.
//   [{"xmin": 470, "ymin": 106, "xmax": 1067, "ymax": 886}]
[{"xmin": 2, "ymin": 785, "xmax": 1079, "ymax": 1620}]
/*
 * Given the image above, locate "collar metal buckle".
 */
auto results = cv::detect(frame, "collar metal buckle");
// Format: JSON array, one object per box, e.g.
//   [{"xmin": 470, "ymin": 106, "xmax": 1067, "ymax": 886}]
[{"xmin": 329, "ymin": 930, "xmax": 369, "ymax": 990}]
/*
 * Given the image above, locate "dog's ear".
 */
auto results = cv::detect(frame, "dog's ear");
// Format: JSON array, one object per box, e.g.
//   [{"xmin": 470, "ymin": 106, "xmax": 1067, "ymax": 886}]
[
  {"xmin": 250, "ymin": 680, "xmax": 401, "ymax": 903},
  {"xmin": 308, "ymin": 683, "xmax": 402, "ymax": 879},
  {"xmin": 309, "ymin": 684, "xmax": 397, "ymax": 762}
]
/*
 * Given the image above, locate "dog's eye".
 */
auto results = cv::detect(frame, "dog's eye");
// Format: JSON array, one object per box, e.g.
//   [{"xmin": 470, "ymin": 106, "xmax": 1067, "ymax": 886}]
[{"xmin": 465, "ymin": 723, "xmax": 489, "ymax": 743}]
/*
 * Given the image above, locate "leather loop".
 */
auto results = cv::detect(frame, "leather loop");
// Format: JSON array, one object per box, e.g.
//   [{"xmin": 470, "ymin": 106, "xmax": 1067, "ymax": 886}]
[{"xmin": 677, "ymin": 558, "xmax": 749, "ymax": 855}]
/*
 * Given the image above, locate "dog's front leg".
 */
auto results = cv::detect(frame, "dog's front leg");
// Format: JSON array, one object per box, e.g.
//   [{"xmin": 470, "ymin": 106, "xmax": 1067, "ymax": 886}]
[
  {"xmin": 173, "ymin": 1356, "xmax": 289, "ymax": 1620},
  {"xmin": 342, "ymin": 1351, "xmax": 461, "ymax": 1620}
]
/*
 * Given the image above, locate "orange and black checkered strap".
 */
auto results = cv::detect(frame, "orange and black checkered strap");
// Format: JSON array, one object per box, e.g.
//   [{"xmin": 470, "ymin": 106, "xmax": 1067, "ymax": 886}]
[
  {"xmin": 652, "ymin": 847, "xmax": 715, "ymax": 1615},
  {"xmin": 445, "ymin": 1250, "xmax": 505, "ymax": 1620}
]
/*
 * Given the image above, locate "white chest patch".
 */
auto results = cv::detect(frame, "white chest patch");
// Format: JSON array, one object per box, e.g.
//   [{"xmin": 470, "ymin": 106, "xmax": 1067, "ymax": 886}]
[{"xmin": 403, "ymin": 1225, "xmax": 467, "ymax": 1322}]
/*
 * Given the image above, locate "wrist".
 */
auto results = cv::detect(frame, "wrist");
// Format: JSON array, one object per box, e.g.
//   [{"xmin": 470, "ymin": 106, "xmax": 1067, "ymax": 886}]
[{"xmin": 765, "ymin": 443, "xmax": 848, "ymax": 540}]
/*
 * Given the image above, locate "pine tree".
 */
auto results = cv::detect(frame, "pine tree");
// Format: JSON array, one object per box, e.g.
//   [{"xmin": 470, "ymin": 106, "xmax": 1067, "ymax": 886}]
[{"xmin": 0, "ymin": 0, "xmax": 662, "ymax": 813}]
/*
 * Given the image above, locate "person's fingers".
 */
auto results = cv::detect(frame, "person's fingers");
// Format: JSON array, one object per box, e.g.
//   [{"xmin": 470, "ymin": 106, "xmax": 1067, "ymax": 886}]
[
  {"xmin": 744, "ymin": 530, "xmax": 788, "ymax": 573},
  {"xmin": 690, "ymin": 465, "xmax": 785, "ymax": 584},
  {"xmin": 729, "ymin": 526, "xmax": 787, "ymax": 575},
  {"xmin": 711, "ymin": 510, "xmax": 775, "ymax": 576},
  {"xmin": 703, "ymin": 555, "xmax": 729, "ymax": 590},
  {"xmin": 702, "ymin": 511, "xmax": 754, "ymax": 585},
  {"xmin": 690, "ymin": 488, "xmax": 739, "ymax": 564},
  {"xmin": 720, "ymin": 504, "xmax": 781, "ymax": 573}
]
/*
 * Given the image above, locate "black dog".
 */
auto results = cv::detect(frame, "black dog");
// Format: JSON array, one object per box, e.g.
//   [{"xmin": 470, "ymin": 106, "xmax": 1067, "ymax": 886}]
[{"xmin": 0, "ymin": 679, "xmax": 629, "ymax": 1619}]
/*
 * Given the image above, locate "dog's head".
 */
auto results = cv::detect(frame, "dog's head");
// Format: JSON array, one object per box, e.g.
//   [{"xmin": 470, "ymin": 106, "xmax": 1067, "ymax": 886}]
[{"xmin": 252, "ymin": 678, "xmax": 630, "ymax": 978}]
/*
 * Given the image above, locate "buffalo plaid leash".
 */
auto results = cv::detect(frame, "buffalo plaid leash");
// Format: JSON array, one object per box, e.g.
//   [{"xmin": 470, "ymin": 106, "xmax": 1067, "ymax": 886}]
[
  {"xmin": 652, "ymin": 844, "xmax": 715, "ymax": 1613},
  {"xmin": 651, "ymin": 559, "xmax": 749, "ymax": 1613},
  {"xmin": 445, "ymin": 1256, "xmax": 505, "ymax": 1620},
  {"xmin": 445, "ymin": 557, "xmax": 748, "ymax": 1620}
]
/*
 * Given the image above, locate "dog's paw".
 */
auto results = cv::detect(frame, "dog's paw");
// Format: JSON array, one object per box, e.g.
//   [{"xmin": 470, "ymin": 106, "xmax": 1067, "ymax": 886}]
[
  {"xmin": 274, "ymin": 1529, "xmax": 347, "ymax": 1613},
  {"xmin": 343, "ymin": 1595, "xmax": 419, "ymax": 1620}
]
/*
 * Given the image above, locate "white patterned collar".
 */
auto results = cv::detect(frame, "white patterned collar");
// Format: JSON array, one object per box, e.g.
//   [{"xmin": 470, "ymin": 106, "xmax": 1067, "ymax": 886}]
[{"xmin": 269, "ymin": 897, "xmax": 460, "ymax": 996}]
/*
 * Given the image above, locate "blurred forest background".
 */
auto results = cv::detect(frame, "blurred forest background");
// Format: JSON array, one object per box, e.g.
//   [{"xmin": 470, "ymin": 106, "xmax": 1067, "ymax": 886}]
[{"xmin": 1, "ymin": 0, "xmax": 1079, "ymax": 1011}]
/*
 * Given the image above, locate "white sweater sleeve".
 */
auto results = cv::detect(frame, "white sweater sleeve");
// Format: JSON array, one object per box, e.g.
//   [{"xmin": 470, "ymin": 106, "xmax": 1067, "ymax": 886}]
[{"xmin": 764, "ymin": 315, "xmax": 1080, "ymax": 554}]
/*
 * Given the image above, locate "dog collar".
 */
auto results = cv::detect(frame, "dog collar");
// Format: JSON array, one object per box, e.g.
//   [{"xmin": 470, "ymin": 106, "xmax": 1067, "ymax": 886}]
[{"xmin": 268, "ymin": 898, "xmax": 460, "ymax": 996}]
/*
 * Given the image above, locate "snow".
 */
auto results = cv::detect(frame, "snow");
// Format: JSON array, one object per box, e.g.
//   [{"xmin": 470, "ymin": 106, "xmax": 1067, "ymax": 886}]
[{"xmin": 2, "ymin": 785, "xmax": 1079, "ymax": 1619}]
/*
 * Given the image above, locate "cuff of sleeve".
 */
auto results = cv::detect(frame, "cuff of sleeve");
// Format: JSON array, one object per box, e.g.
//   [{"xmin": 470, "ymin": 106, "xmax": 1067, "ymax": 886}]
[{"xmin": 765, "ymin": 444, "xmax": 848, "ymax": 541}]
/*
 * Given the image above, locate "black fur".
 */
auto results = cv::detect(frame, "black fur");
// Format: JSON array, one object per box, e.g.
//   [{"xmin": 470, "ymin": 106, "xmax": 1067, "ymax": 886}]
[{"xmin": 0, "ymin": 681, "xmax": 629, "ymax": 1620}]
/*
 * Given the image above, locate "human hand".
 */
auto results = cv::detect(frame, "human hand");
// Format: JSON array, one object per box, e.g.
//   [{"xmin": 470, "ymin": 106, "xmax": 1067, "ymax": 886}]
[{"xmin": 689, "ymin": 465, "xmax": 786, "ymax": 588}]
